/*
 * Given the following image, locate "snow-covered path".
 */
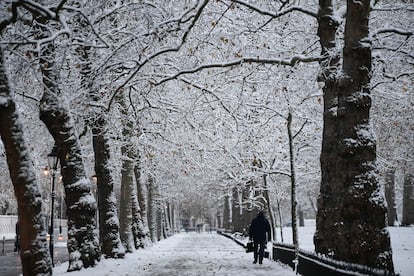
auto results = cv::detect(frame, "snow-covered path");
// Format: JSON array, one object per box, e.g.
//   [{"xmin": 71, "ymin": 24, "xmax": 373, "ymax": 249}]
[{"xmin": 54, "ymin": 232, "xmax": 295, "ymax": 276}]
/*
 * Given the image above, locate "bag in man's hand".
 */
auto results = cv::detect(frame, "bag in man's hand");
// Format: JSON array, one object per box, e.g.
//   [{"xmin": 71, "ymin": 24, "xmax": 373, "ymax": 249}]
[{"xmin": 246, "ymin": 241, "xmax": 254, "ymax": 253}]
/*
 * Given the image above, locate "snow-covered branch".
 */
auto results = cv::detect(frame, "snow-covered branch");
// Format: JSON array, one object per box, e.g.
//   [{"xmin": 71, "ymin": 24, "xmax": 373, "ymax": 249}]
[
  {"xmin": 372, "ymin": 27, "xmax": 413, "ymax": 38},
  {"xmin": 1, "ymin": 0, "xmax": 67, "ymax": 31},
  {"xmin": 230, "ymin": 0, "xmax": 318, "ymax": 19},
  {"xmin": 106, "ymin": 0, "xmax": 210, "ymax": 111},
  {"xmin": 154, "ymin": 55, "xmax": 322, "ymax": 86}
]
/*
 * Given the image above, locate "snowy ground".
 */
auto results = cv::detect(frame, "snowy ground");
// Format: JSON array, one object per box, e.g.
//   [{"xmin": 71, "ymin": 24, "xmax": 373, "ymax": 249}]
[
  {"xmin": 53, "ymin": 232, "xmax": 295, "ymax": 276},
  {"xmin": 273, "ymin": 224, "xmax": 414, "ymax": 276},
  {"xmin": 3, "ymin": 224, "xmax": 412, "ymax": 275}
]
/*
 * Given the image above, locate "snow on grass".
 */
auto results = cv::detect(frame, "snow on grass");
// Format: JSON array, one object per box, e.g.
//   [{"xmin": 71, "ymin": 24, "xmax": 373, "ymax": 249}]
[{"xmin": 274, "ymin": 222, "xmax": 414, "ymax": 276}]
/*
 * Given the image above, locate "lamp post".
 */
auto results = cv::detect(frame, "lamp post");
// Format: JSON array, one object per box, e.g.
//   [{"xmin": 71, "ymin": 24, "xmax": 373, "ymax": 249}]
[
  {"xmin": 43, "ymin": 167, "xmax": 49, "ymax": 231},
  {"xmin": 59, "ymin": 176, "xmax": 63, "ymax": 235},
  {"xmin": 47, "ymin": 145, "xmax": 59, "ymax": 267}
]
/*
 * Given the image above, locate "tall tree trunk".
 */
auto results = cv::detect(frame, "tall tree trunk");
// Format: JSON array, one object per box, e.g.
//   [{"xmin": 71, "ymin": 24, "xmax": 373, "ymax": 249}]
[
  {"xmin": 167, "ymin": 201, "xmax": 175, "ymax": 234},
  {"xmin": 129, "ymin": 154, "xmax": 147, "ymax": 249},
  {"xmin": 0, "ymin": 48, "xmax": 53, "ymax": 276},
  {"xmin": 157, "ymin": 202, "xmax": 165, "ymax": 240},
  {"xmin": 263, "ymin": 174, "xmax": 276, "ymax": 242},
  {"xmin": 119, "ymin": 151, "xmax": 134, "ymax": 252},
  {"xmin": 402, "ymin": 173, "xmax": 414, "ymax": 226},
  {"xmin": 38, "ymin": 41, "xmax": 100, "ymax": 271},
  {"xmin": 316, "ymin": 0, "xmax": 394, "ymax": 271},
  {"xmin": 134, "ymin": 164, "xmax": 150, "ymax": 239},
  {"xmin": 231, "ymin": 187, "xmax": 242, "ymax": 232},
  {"xmin": 385, "ymin": 170, "xmax": 398, "ymax": 226},
  {"xmin": 91, "ymin": 116, "xmax": 125, "ymax": 258},
  {"xmin": 164, "ymin": 203, "xmax": 172, "ymax": 237},
  {"xmin": 147, "ymin": 173, "xmax": 158, "ymax": 242},
  {"xmin": 76, "ymin": 38, "xmax": 125, "ymax": 258},
  {"xmin": 223, "ymin": 194, "xmax": 231, "ymax": 230},
  {"xmin": 131, "ymin": 180, "xmax": 146, "ymax": 249},
  {"xmin": 287, "ymin": 112, "xmax": 298, "ymax": 255},
  {"xmin": 118, "ymin": 97, "xmax": 135, "ymax": 252},
  {"xmin": 314, "ymin": 0, "xmax": 341, "ymax": 257}
]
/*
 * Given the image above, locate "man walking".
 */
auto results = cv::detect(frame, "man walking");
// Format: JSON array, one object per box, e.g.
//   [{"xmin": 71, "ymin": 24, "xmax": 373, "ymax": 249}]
[{"xmin": 249, "ymin": 211, "xmax": 271, "ymax": 264}]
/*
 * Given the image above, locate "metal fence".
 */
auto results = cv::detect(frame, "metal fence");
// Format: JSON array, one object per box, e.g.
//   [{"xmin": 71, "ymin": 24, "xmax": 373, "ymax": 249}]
[
  {"xmin": 0, "ymin": 215, "xmax": 18, "ymax": 235},
  {"xmin": 218, "ymin": 231, "xmax": 395, "ymax": 276},
  {"xmin": 273, "ymin": 243, "xmax": 396, "ymax": 276}
]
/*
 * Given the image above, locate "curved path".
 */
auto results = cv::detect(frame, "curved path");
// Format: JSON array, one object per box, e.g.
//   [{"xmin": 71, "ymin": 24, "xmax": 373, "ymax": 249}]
[{"xmin": 54, "ymin": 232, "xmax": 295, "ymax": 276}]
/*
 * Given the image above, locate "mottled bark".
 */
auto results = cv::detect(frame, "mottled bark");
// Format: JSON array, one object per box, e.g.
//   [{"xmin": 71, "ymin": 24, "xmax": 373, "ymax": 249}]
[
  {"xmin": 119, "ymin": 116, "xmax": 135, "ymax": 252},
  {"xmin": 231, "ymin": 187, "xmax": 242, "ymax": 232},
  {"xmin": 134, "ymin": 165, "xmax": 150, "ymax": 238},
  {"xmin": 38, "ymin": 41, "xmax": 100, "ymax": 271},
  {"xmin": 157, "ymin": 203, "xmax": 166, "ymax": 240},
  {"xmin": 131, "ymin": 181, "xmax": 146, "ymax": 249},
  {"xmin": 164, "ymin": 203, "xmax": 172, "ymax": 237},
  {"xmin": 316, "ymin": 0, "xmax": 393, "ymax": 271},
  {"xmin": 119, "ymin": 152, "xmax": 134, "ymax": 252},
  {"xmin": 167, "ymin": 201, "xmax": 175, "ymax": 234},
  {"xmin": 76, "ymin": 37, "xmax": 125, "ymax": 258},
  {"xmin": 287, "ymin": 112, "xmax": 298, "ymax": 254},
  {"xmin": 223, "ymin": 194, "xmax": 231, "ymax": 230},
  {"xmin": 91, "ymin": 117, "xmax": 125, "ymax": 258},
  {"xmin": 0, "ymin": 48, "xmax": 52, "ymax": 276},
  {"xmin": 385, "ymin": 170, "xmax": 398, "ymax": 226},
  {"xmin": 147, "ymin": 174, "xmax": 158, "ymax": 242},
  {"xmin": 314, "ymin": 0, "xmax": 341, "ymax": 256},
  {"xmin": 402, "ymin": 173, "xmax": 414, "ymax": 225}
]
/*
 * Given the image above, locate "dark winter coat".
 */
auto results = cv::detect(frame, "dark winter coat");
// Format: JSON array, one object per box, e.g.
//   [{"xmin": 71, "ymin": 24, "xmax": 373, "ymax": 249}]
[{"xmin": 249, "ymin": 212, "xmax": 271, "ymax": 242}]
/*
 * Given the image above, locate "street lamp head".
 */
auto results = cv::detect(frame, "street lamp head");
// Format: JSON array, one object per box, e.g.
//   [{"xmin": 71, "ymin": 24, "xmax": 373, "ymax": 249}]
[
  {"xmin": 47, "ymin": 145, "xmax": 59, "ymax": 170},
  {"xmin": 43, "ymin": 166, "xmax": 49, "ymax": 176}
]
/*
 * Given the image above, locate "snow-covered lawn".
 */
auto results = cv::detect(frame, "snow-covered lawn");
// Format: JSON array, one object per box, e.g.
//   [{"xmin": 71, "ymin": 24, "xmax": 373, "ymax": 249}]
[
  {"xmin": 53, "ymin": 232, "xmax": 295, "ymax": 276},
  {"xmin": 273, "ymin": 224, "xmax": 414, "ymax": 276}
]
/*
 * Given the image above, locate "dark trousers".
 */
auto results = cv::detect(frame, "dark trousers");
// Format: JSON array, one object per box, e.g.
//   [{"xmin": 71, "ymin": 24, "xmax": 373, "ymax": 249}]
[{"xmin": 253, "ymin": 240, "xmax": 266, "ymax": 263}]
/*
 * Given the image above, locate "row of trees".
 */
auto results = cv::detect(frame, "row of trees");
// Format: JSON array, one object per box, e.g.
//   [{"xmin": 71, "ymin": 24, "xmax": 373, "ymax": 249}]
[{"xmin": 0, "ymin": 0, "xmax": 412, "ymax": 275}]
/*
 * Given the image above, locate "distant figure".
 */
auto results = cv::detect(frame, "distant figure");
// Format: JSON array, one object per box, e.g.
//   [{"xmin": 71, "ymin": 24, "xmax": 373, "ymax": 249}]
[
  {"xmin": 249, "ymin": 211, "xmax": 271, "ymax": 264},
  {"xmin": 14, "ymin": 220, "xmax": 20, "ymax": 252},
  {"xmin": 197, "ymin": 224, "xmax": 202, "ymax": 233}
]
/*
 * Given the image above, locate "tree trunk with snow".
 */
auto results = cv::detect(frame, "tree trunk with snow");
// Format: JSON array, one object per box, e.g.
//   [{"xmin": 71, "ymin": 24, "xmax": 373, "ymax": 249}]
[
  {"xmin": 223, "ymin": 194, "xmax": 231, "ymax": 230},
  {"xmin": 147, "ymin": 174, "xmax": 158, "ymax": 242},
  {"xmin": 118, "ymin": 96, "xmax": 135, "ymax": 252},
  {"xmin": 317, "ymin": 0, "xmax": 393, "ymax": 271},
  {"xmin": 164, "ymin": 203, "xmax": 172, "ymax": 237},
  {"xmin": 134, "ymin": 165, "xmax": 150, "ymax": 239},
  {"xmin": 157, "ymin": 203, "xmax": 166, "ymax": 240},
  {"xmin": 384, "ymin": 170, "xmax": 398, "ymax": 226},
  {"xmin": 91, "ymin": 116, "xmax": 125, "ymax": 258},
  {"xmin": 231, "ymin": 187, "xmax": 242, "ymax": 233},
  {"xmin": 314, "ymin": 0, "xmax": 341, "ymax": 257},
  {"xmin": 167, "ymin": 201, "xmax": 175, "ymax": 234},
  {"xmin": 131, "ymin": 180, "xmax": 146, "ymax": 249},
  {"xmin": 77, "ymin": 39, "xmax": 125, "ymax": 258},
  {"xmin": 0, "ymin": 48, "xmax": 53, "ymax": 276},
  {"xmin": 119, "ymin": 150, "xmax": 134, "ymax": 253},
  {"xmin": 38, "ymin": 42, "xmax": 100, "ymax": 270},
  {"xmin": 287, "ymin": 112, "xmax": 298, "ymax": 255},
  {"xmin": 402, "ymin": 173, "xmax": 414, "ymax": 226}
]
